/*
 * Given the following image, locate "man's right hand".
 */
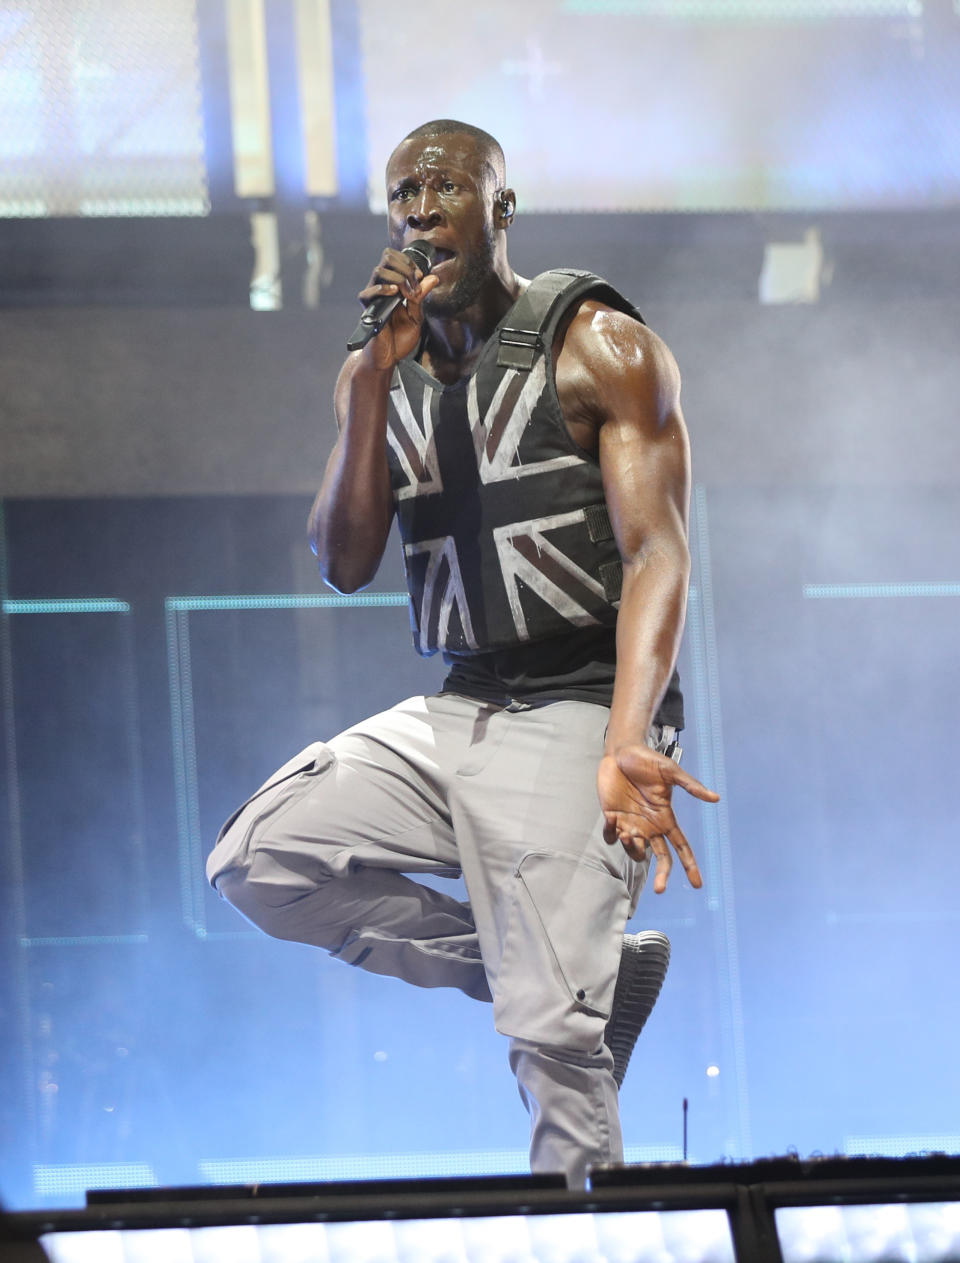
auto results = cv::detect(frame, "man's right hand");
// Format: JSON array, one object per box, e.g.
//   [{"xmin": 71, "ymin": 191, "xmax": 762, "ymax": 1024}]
[
  {"xmin": 598, "ymin": 745, "xmax": 717, "ymax": 891},
  {"xmin": 357, "ymin": 248, "xmax": 439, "ymax": 369}
]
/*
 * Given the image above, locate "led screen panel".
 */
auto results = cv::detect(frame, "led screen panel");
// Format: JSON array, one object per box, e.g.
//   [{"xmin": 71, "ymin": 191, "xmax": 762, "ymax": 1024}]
[
  {"xmin": 359, "ymin": 0, "xmax": 959, "ymax": 212},
  {"xmin": 0, "ymin": 1, "xmax": 208, "ymax": 217},
  {"xmin": 41, "ymin": 1207, "xmax": 736, "ymax": 1263}
]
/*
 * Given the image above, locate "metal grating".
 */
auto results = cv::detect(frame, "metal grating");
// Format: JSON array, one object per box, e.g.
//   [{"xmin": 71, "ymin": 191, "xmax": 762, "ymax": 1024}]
[
  {"xmin": 0, "ymin": 0, "xmax": 209, "ymax": 218},
  {"xmin": 34, "ymin": 1161, "xmax": 157, "ymax": 1198},
  {"xmin": 845, "ymin": 1134, "xmax": 960, "ymax": 1157},
  {"xmin": 198, "ymin": 1144, "xmax": 683, "ymax": 1185},
  {"xmin": 562, "ymin": 0, "xmax": 921, "ymax": 16}
]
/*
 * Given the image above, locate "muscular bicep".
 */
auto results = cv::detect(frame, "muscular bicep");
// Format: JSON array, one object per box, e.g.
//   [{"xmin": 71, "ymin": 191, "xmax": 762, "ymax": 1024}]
[
  {"xmin": 599, "ymin": 391, "xmax": 691, "ymax": 566},
  {"xmin": 562, "ymin": 308, "xmax": 691, "ymax": 562}
]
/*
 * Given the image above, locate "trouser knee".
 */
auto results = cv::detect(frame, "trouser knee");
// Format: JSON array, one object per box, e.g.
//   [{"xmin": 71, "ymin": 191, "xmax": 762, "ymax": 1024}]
[{"xmin": 213, "ymin": 856, "xmax": 342, "ymax": 949}]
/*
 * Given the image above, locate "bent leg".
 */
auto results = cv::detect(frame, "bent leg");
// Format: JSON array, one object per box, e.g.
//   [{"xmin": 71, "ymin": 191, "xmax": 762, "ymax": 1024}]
[{"xmin": 206, "ymin": 700, "xmax": 490, "ymax": 1002}]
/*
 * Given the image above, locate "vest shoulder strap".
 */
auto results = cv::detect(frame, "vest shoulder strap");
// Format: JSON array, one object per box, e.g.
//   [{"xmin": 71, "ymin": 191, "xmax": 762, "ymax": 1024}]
[{"xmin": 497, "ymin": 269, "xmax": 645, "ymax": 370}]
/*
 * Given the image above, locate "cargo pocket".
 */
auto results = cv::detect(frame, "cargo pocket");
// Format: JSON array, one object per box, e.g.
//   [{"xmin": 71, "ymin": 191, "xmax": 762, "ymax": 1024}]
[
  {"xmin": 207, "ymin": 742, "xmax": 336, "ymax": 886},
  {"xmin": 493, "ymin": 849, "xmax": 630, "ymax": 1050}
]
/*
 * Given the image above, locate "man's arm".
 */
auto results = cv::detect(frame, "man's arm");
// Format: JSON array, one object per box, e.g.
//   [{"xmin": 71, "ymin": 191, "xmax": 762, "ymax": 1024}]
[
  {"xmin": 308, "ymin": 254, "xmax": 439, "ymax": 593},
  {"xmin": 309, "ymin": 351, "xmax": 397, "ymax": 593},
  {"xmin": 557, "ymin": 305, "xmax": 718, "ymax": 890}
]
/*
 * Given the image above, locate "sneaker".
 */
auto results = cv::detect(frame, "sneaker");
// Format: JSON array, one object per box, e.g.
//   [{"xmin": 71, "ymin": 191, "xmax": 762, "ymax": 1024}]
[{"xmin": 604, "ymin": 931, "xmax": 671, "ymax": 1089}]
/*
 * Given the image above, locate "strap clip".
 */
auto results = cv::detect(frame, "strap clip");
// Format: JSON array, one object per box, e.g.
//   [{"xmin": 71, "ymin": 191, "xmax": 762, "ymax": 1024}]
[
  {"xmin": 497, "ymin": 327, "xmax": 540, "ymax": 370},
  {"xmin": 599, "ymin": 559, "xmax": 623, "ymax": 603}
]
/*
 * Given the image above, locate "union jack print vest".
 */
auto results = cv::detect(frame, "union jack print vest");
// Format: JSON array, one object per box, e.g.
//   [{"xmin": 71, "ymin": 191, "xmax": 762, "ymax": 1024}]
[{"xmin": 387, "ymin": 270, "xmax": 642, "ymax": 657}]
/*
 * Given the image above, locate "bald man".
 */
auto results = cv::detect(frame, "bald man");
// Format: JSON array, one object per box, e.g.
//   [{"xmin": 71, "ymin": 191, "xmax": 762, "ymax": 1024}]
[{"xmin": 208, "ymin": 120, "xmax": 717, "ymax": 1187}]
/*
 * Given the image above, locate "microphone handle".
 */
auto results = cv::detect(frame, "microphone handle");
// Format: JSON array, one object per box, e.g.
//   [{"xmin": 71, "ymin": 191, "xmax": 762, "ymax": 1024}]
[
  {"xmin": 346, "ymin": 294, "xmax": 404, "ymax": 352},
  {"xmin": 346, "ymin": 241, "xmax": 436, "ymax": 353}
]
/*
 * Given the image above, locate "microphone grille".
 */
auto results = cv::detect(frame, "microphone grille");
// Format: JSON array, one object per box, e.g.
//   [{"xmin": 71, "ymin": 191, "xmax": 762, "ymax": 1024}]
[{"xmin": 403, "ymin": 240, "xmax": 437, "ymax": 272}]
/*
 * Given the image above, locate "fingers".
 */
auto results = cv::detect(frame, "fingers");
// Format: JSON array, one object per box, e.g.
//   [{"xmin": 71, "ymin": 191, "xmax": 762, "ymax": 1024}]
[
  {"xmin": 361, "ymin": 248, "xmax": 423, "ymax": 299},
  {"xmin": 664, "ymin": 824, "xmax": 703, "ymax": 890},
  {"xmin": 640, "ymin": 827, "xmax": 702, "ymax": 893},
  {"xmin": 604, "ymin": 813, "xmax": 649, "ymax": 863},
  {"xmin": 356, "ymin": 273, "xmax": 421, "ymax": 303},
  {"xmin": 667, "ymin": 764, "xmax": 720, "ymax": 804},
  {"xmin": 405, "ymin": 272, "xmax": 439, "ymax": 313},
  {"xmin": 649, "ymin": 836, "xmax": 673, "ymax": 892},
  {"xmin": 622, "ymin": 836, "xmax": 650, "ymax": 864},
  {"xmin": 357, "ymin": 266, "xmax": 438, "ymax": 321},
  {"xmin": 616, "ymin": 744, "xmax": 720, "ymax": 805},
  {"xmin": 602, "ymin": 812, "xmax": 619, "ymax": 847},
  {"xmin": 604, "ymin": 811, "xmax": 702, "ymax": 892}
]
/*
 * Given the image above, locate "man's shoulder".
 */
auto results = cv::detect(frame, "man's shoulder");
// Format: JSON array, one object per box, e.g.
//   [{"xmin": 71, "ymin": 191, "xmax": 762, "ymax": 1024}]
[
  {"xmin": 558, "ymin": 296, "xmax": 669, "ymax": 372},
  {"xmin": 517, "ymin": 269, "xmax": 647, "ymax": 371},
  {"xmin": 574, "ymin": 296, "xmax": 659, "ymax": 338},
  {"xmin": 554, "ymin": 296, "xmax": 681, "ymax": 435},
  {"xmin": 529, "ymin": 268, "xmax": 645, "ymax": 322}
]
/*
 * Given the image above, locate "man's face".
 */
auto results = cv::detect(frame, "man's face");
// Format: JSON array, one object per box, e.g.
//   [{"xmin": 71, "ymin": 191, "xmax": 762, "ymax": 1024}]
[{"xmin": 385, "ymin": 132, "xmax": 499, "ymax": 316}]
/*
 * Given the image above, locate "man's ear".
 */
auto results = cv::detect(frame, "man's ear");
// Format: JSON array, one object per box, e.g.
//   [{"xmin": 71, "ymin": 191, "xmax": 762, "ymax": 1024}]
[{"xmin": 497, "ymin": 188, "xmax": 516, "ymax": 225}]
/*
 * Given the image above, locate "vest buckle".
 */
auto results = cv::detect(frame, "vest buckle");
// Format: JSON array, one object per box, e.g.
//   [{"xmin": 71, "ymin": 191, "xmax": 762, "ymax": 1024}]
[{"xmin": 497, "ymin": 327, "xmax": 540, "ymax": 371}]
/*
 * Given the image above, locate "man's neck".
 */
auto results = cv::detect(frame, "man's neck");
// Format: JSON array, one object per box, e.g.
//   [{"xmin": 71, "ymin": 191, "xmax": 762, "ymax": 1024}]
[{"xmin": 421, "ymin": 269, "xmax": 527, "ymax": 385}]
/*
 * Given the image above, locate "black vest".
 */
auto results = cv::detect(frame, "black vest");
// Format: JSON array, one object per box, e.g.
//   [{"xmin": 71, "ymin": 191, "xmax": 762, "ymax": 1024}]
[{"xmin": 387, "ymin": 270, "xmax": 643, "ymax": 657}]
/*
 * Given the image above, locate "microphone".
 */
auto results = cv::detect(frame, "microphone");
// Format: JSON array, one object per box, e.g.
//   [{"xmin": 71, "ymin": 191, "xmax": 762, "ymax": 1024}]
[{"xmin": 346, "ymin": 240, "xmax": 437, "ymax": 352}]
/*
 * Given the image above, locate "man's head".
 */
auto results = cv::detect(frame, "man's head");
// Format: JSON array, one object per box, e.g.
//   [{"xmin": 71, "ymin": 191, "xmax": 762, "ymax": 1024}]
[
  {"xmin": 385, "ymin": 120, "xmax": 515, "ymax": 316},
  {"xmin": 393, "ymin": 120, "xmax": 507, "ymax": 189}
]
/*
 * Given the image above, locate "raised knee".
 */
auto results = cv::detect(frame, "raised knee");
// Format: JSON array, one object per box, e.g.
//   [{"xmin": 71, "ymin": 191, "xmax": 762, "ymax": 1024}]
[
  {"xmin": 213, "ymin": 865, "xmax": 281, "ymax": 936},
  {"xmin": 213, "ymin": 858, "xmax": 340, "ymax": 947}
]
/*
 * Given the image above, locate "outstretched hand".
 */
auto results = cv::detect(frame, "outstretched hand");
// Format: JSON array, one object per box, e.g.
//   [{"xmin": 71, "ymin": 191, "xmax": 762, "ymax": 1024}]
[{"xmin": 598, "ymin": 745, "xmax": 719, "ymax": 892}]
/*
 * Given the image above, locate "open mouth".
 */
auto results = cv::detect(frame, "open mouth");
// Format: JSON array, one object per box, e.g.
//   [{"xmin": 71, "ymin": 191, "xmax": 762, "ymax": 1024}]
[{"xmin": 430, "ymin": 247, "xmax": 456, "ymax": 268}]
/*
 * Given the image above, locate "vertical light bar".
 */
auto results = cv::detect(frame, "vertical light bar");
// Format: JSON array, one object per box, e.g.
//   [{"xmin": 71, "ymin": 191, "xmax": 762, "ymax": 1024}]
[
  {"xmin": 249, "ymin": 210, "xmax": 283, "ymax": 310},
  {"xmin": 225, "ymin": 0, "xmax": 275, "ymax": 198},
  {"xmin": 687, "ymin": 486, "xmax": 752, "ymax": 1161},
  {"xmin": 0, "ymin": 503, "xmax": 39, "ymax": 1174},
  {"xmin": 165, "ymin": 601, "xmax": 205, "ymax": 936},
  {"xmin": 226, "ymin": 0, "xmax": 281, "ymax": 309},
  {"xmin": 294, "ymin": 0, "xmax": 339, "ymax": 198}
]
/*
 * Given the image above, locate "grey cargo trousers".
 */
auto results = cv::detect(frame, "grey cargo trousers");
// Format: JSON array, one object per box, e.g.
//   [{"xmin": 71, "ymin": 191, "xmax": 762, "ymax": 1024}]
[{"xmin": 206, "ymin": 693, "xmax": 648, "ymax": 1187}]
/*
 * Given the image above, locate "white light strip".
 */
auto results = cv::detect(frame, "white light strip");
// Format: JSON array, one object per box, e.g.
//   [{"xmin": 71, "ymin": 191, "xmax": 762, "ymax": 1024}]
[
  {"xmin": 562, "ymin": 0, "xmax": 921, "ymax": 17},
  {"xmin": 845, "ymin": 1134, "xmax": 960, "ymax": 1156},
  {"xmin": 295, "ymin": 0, "xmax": 339, "ymax": 197},
  {"xmin": 34, "ymin": 1162, "xmax": 157, "ymax": 1197},
  {"xmin": 226, "ymin": 0, "xmax": 276, "ymax": 198},
  {"xmin": 199, "ymin": 1143, "xmax": 682, "ymax": 1184},
  {"xmin": 41, "ymin": 1210, "xmax": 737, "ymax": 1263},
  {"xmin": 804, "ymin": 582, "xmax": 960, "ymax": 599}
]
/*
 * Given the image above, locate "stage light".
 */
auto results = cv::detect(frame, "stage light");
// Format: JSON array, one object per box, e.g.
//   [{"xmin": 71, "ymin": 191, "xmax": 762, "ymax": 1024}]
[
  {"xmin": 759, "ymin": 228, "xmax": 828, "ymax": 305},
  {"xmin": 8, "ymin": 1155, "xmax": 960, "ymax": 1262}
]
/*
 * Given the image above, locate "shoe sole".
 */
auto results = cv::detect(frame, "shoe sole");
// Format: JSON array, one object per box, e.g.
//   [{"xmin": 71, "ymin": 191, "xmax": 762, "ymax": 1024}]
[{"xmin": 605, "ymin": 930, "xmax": 671, "ymax": 1089}]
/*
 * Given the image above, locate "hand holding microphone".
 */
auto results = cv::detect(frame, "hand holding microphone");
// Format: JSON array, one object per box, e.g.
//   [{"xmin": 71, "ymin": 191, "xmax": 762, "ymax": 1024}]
[{"xmin": 347, "ymin": 240, "xmax": 438, "ymax": 354}]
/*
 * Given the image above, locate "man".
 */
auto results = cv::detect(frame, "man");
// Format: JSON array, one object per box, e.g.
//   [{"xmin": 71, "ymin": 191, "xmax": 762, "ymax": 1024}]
[{"xmin": 207, "ymin": 120, "xmax": 718, "ymax": 1188}]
